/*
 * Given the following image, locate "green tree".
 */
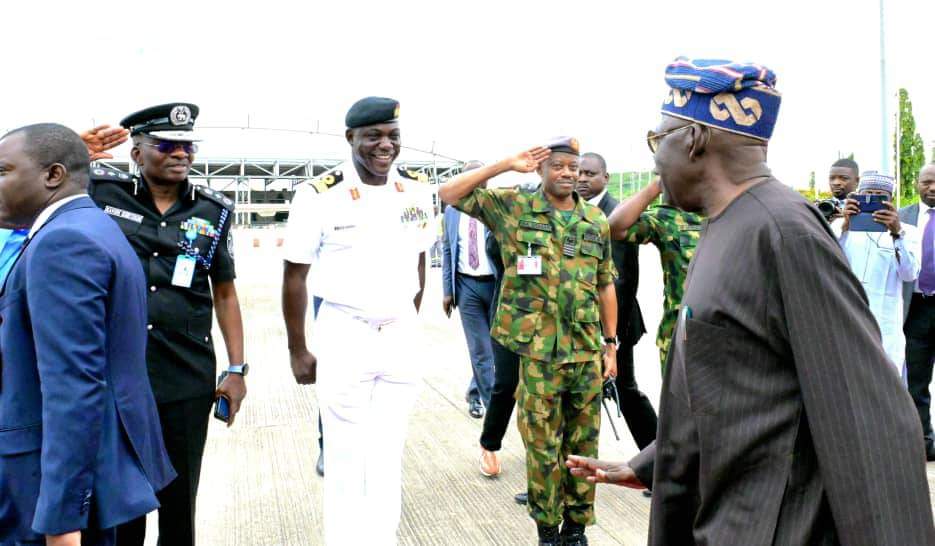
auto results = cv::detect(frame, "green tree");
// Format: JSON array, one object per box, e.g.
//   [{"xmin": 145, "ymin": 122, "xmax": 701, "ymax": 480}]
[{"xmin": 898, "ymin": 88, "xmax": 925, "ymax": 203}]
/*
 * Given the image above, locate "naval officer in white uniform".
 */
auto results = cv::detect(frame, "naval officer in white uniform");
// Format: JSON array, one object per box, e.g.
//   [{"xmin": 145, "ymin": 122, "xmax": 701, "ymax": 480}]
[{"xmin": 282, "ymin": 97, "xmax": 437, "ymax": 545}]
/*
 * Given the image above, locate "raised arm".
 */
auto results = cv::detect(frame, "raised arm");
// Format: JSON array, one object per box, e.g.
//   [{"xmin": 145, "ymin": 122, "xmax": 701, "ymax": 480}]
[
  {"xmin": 608, "ymin": 177, "xmax": 662, "ymax": 238},
  {"xmin": 438, "ymin": 147, "xmax": 550, "ymax": 205}
]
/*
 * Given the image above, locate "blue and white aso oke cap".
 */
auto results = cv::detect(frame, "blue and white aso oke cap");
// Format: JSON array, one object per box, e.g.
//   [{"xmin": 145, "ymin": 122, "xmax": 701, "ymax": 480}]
[{"xmin": 661, "ymin": 57, "xmax": 781, "ymax": 141}]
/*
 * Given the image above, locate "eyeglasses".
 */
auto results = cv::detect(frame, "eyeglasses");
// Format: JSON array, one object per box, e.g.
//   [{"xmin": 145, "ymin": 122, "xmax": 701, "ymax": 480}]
[
  {"xmin": 141, "ymin": 141, "xmax": 198, "ymax": 155},
  {"xmin": 646, "ymin": 124, "xmax": 693, "ymax": 154}
]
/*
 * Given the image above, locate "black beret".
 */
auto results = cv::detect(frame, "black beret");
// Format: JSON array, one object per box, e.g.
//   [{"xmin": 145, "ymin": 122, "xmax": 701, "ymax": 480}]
[
  {"xmin": 544, "ymin": 136, "xmax": 580, "ymax": 156},
  {"xmin": 345, "ymin": 97, "xmax": 400, "ymax": 129},
  {"xmin": 120, "ymin": 103, "xmax": 201, "ymax": 141}
]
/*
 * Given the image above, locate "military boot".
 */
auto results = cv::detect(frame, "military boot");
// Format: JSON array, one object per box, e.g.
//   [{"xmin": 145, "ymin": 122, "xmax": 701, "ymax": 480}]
[
  {"xmin": 536, "ymin": 524, "xmax": 561, "ymax": 546},
  {"xmin": 560, "ymin": 520, "xmax": 588, "ymax": 546}
]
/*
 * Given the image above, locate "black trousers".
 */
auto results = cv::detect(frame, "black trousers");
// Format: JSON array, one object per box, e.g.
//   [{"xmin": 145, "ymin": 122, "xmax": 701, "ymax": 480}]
[
  {"xmin": 479, "ymin": 337, "xmax": 520, "ymax": 451},
  {"xmin": 905, "ymin": 294, "xmax": 935, "ymax": 448},
  {"xmin": 613, "ymin": 343, "xmax": 658, "ymax": 449},
  {"xmin": 116, "ymin": 395, "xmax": 214, "ymax": 546}
]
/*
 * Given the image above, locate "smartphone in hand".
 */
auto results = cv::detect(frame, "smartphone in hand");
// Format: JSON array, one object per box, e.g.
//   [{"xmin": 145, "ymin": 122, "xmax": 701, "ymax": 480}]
[
  {"xmin": 848, "ymin": 193, "xmax": 887, "ymax": 232},
  {"xmin": 213, "ymin": 371, "xmax": 231, "ymax": 423}
]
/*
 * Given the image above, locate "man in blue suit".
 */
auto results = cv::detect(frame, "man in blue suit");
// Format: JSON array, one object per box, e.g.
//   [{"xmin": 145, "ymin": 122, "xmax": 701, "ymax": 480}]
[
  {"xmin": 442, "ymin": 161, "xmax": 499, "ymax": 420},
  {"xmin": 0, "ymin": 124, "xmax": 175, "ymax": 546}
]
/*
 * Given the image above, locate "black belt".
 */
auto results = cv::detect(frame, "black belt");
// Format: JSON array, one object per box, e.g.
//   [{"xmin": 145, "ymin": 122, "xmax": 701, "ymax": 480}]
[
  {"xmin": 913, "ymin": 292, "xmax": 935, "ymax": 301},
  {"xmin": 458, "ymin": 272, "xmax": 495, "ymax": 282}
]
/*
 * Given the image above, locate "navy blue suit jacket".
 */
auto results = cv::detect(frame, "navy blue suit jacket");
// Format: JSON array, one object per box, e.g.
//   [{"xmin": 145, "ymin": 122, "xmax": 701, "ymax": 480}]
[
  {"xmin": 441, "ymin": 205, "xmax": 496, "ymax": 306},
  {"xmin": 0, "ymin": 197, "xmax": 175, "ymax": 540}
]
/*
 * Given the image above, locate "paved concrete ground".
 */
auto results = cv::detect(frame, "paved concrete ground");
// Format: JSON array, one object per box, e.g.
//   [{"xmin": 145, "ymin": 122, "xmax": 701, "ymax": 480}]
[{"xmin": 144, "ymin": 228, "xmax": 934, "ymax": 545}]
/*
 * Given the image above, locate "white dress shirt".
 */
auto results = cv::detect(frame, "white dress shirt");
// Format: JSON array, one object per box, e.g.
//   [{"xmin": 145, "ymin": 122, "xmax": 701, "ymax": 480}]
[
  {"xmin": 587, "ymin": 189, "xmax": 608, "ymax": 207},
  {"xmin": 27, "ymin": 194, "xmax": 88, "ymax": 239},
  {"xmin": 456, "ymin": 212, "xmax": 493, "ymax": 276}
]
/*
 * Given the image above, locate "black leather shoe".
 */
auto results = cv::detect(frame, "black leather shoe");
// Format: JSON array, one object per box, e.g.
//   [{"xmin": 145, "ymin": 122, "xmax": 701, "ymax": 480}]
[
  {"xmin": 468, "ymin": 399, "xmax": 485, "ymax": 419},
  {"xmin": 561, "ymin": 521, "xmax": 588, "ymax": 546},
  {"xmin": 536, "ymin": 524, "xmax": 561, "ymax": 546},
  {"xmin": 316, "ymin": 453, "xmax": 324, "ymax": 477},
  {"xmin": 514, "ymin": 491, "xmax": 528, "ymax": 505},
  {"xmin": 926, "ymin": 443, "xmax": 935, "ymax": 462}
]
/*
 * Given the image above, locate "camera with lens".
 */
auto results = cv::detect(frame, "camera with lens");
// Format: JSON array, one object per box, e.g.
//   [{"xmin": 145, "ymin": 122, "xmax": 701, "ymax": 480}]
[{"xmin": 816, "ymin": 198, "xmax": 842, "ymax": 220}]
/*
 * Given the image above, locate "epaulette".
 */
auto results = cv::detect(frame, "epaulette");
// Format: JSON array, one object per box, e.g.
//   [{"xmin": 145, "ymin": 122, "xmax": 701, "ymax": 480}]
[
  {"xmin": 90, "ymin": 166, "xmax": 136, "ymax": 184},
  {"xmin": 194, "ymin": 185, "xmax": 235, "ymax": 210},
  {"xmin": 307, "ymin": 169, "xmax": 344, "ymax": 194},
  {"xmin": 397, "ymin": 166, "xmax": 429, "ymax": 183}
]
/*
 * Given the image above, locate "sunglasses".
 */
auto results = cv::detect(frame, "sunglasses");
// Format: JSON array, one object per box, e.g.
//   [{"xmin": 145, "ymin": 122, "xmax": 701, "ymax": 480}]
[
  {"xmin": 646, "ymin": 124, "xmax": 693, "ymax": 154},
  {"xmin": 142, "ymin": 141, "xmax": 198, "ymax": 155}
]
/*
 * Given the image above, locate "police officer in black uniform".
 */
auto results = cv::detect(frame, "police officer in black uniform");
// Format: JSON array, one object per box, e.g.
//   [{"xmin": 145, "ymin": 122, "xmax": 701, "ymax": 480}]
[{"xmin": 88, "ymin": 103, "xmax": 248, "ymax": 546}]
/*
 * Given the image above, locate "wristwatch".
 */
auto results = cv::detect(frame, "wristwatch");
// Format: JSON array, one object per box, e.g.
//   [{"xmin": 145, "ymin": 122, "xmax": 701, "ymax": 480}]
[
  {"xmin": 227, "ymin": 363, "xmax": 250, "ymax": 376},
  {"xmin": 603, "ymin": 336, "xmax": 619, "ymax": 349},
  {"xmin": 891, "ymin": 229, "xmax": 904, "ymax": 240}
]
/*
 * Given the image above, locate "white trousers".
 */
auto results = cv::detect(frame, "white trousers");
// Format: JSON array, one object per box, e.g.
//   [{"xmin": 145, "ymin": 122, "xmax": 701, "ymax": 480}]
[{"xmin": 314, "ymin": 302, "xmax": 423, "ymax": 546}]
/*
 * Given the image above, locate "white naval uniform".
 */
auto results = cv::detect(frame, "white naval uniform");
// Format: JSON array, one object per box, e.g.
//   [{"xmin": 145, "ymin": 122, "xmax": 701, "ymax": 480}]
[
  {"xmin": 283, "ymin": 163, "xmax": 437, "ymax": 545},
  {"xmin": 839, "ymin": 226, "xmax": 921, "ymax": 373}
]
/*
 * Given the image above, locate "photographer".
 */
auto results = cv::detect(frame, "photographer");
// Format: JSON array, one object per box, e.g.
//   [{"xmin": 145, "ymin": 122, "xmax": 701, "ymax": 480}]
[
  {"xmin": 819, "ymin": 158, "xmax": 860, "ymax": 235},
  {"xmin": 839, "ymin": 171, "xmax": 921, "ymax": 372}
]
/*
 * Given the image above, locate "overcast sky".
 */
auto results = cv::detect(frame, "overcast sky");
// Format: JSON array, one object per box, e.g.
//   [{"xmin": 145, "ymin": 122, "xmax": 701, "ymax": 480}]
[{"xmin": 3, "ymin": 0, "xmax": 931, "ymax": 189}]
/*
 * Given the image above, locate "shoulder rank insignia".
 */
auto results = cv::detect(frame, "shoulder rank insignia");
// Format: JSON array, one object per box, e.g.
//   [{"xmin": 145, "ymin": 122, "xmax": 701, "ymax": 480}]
[
  {"xmin": 397, "ymin": 166, "xmax": 429, "ymax": 183},
  {"xmin": 195, "ymin": 185, "xmax": 235, "ymax": 210},
  {"xmin": 90, "ymin": 167, "xmax": 136, "ymax": 184},
  {"xmin": 308, "ymin": 170, "xmax": 344, "ymax": 194}
]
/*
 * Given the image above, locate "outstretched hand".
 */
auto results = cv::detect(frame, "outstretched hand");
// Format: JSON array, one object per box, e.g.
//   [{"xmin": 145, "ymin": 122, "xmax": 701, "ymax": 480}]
[
  {"xmin": 566, "ymin": 455, "xmax": 646, "ymax": 489},
  {"xmin": 508, "ymin": 146, "xmax": 551, "ymax": 173},
  {"xmin": 80, "ymin": 125, "xmax": 129, "ymax": 160}
]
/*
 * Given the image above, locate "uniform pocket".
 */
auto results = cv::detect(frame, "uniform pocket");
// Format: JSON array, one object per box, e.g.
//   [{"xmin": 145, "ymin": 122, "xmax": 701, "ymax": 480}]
[
  {"xmin": 111, "ymin": 215, "xmax": 143, "ymax": 236},
  {"xmin": 515, "ymin": 227, "xmax": 552, "ymax": 255},
  {"xmin": 580, "ymin": 241, "xmax": 604, "ymax": 260},
  {"xmin": 573, "ymin": 302, "xmax": 602, "ymax": 351},
  {"xmin": 186, "ymin": 310, "xmax": 213, "ymax": 345},
  {"xmin": 494, "ymin": 300, "xmax": 543, "ymax": 343}
]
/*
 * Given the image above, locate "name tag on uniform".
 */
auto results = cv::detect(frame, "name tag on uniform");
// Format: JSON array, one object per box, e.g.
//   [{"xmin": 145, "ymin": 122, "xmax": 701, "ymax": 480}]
[
  {"xmin": 171, "ymin": 255, "xmax": 197, "ymax": 288},
  {"xmin": 104, "ymin": 205, "xmax": 143, "ymax": 224},
  {"xmin": 517, "ymin": 255, "xmax": 542, "ymax": 275}
]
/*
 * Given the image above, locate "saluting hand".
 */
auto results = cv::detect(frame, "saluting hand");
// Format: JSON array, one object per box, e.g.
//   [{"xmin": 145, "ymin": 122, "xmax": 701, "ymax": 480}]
[
  {"xmin": 215, "ymin": 373, "xmax": 247, "ymax": 427},
  {"xmin": 565, "ymin": 455, "xmax": 645, "ymax": 489},
  {"xmin": 508, "ymin": 146, "xmax": 551, "ymax": 173},
  {"xmin": 80, "ymin": 124, "xmax": 129, "ymax": 161},
  {"xmin": 290, "ymin": 348, "xmax": 318, "ymax": 385}
]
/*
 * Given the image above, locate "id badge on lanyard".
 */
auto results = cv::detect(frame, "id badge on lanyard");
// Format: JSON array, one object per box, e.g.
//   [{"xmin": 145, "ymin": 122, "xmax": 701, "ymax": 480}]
[
  {"xmin": 172, "ymin": 228, "xmax": 198, "ymax": 288},
  {"xmin": 517, "ymin": 243, "xmax": 542, "ymax": 276}
]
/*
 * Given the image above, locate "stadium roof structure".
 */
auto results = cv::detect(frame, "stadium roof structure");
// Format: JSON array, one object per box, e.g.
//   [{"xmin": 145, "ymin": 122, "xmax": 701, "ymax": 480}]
[{"xmin": 95, "ymin": 156, "xmax": 463, "ymax": 225}]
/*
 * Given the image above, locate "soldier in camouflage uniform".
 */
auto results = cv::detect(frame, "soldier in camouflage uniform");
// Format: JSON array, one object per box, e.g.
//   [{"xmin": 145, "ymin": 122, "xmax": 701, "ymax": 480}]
[
  {"xmin": 608, "ymin": 177, "xmax": 702, "ymax": 369},
  {"xmin": 439, "ymin": 138, "xmax": 618, "ymax": 546}
]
